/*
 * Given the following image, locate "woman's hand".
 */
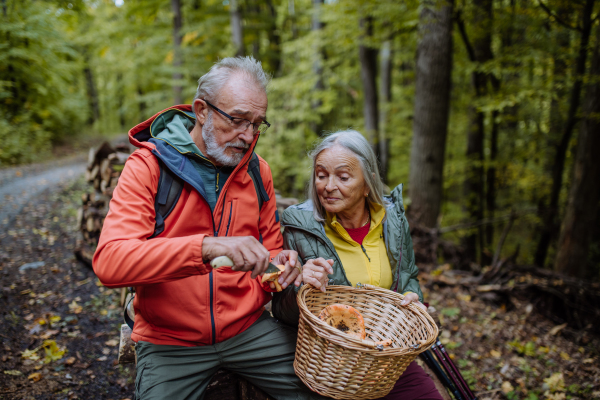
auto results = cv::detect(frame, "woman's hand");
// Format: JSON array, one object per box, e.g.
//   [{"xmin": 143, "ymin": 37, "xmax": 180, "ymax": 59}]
[
  {"xmin": 400, "ymin": 292, "xmax": 427, "ymax": 312},
  {"xmin": 296, "ymin": 258, "xmax": 334, "ymax": 293}
]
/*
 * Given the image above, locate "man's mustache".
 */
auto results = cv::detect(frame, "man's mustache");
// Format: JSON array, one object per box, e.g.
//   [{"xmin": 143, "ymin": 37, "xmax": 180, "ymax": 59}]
[{"xmin": 226, "ymin": 141, "xmax": 250, "ymax": 150}]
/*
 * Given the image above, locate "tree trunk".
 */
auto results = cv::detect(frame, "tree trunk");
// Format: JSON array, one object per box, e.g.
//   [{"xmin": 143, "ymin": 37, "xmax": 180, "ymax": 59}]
[
  {"xmin": 311, "ymin": 0, "xmax": 324, "ymax": 136},
  {"xmin": 171, "ymin": 0, "xmax": 183, "ymax": 105},
  {"xmin": 554, "ymin": 27, "xmax": 600, "ymax": 279},
  {"xmin": 462, "ymin": 0, "xmax": 493, "ymax": 263},
  {"xmin": 359, "ymin": 16, "xmax": 379, "ymax": 151},
  {"xmin": 464, "ymin": 106, "xmax": 485, "ymax": 262},
  {"xmin": 409, "ymin": 0, "xmax": 453, "ymax": 228},
  {"xmin": 265, "ymin": 0, "xmax": 282, "ymax": 75},
  {"xmin": 288, "ymin": 0, "xmax": 298, "ymax": 40},
  {"xmin": 485, "ymin": 110, "xmax": 498, "ymax": 246},
  {"xmin": 378, "ymin": 39, "xmax": 393, "ymax": 183},
  {"xmin": 230, "ymin": 0, "xmax": 245, "ymax": 57},
  {"xmin": 117, "ymin": 73, "xmax": 125, "ymax": 129},
  {"xmin": 534, "ymin": 0, "xmax": 595, "ymax": 267},
  {"xmin": 83, "ymin": 55, "xmax": 100, "ymax": 125},
  {"xmin": 137, "ymin": 86, "xmax": 146, "ymax": 122}
]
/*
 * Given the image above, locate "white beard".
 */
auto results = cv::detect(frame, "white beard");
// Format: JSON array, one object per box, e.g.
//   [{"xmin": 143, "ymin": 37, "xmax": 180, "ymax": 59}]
[{"xmin": 202, "ymin": 112, "xmax": 249, "ymax": 167}]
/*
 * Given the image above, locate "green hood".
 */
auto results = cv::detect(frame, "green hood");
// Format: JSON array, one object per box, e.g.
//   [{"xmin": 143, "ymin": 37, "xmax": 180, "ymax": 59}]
[{"xmin": 152, "ymin": 109, "xmax": 203, "ymax": 157}]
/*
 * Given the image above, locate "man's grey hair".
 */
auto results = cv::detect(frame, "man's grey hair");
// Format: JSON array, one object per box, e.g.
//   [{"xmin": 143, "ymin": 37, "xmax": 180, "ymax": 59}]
[
  {"xmin": 308, "ymin": 130, "xmax": 387, "ymax": 222},
  {"xmin": 194, "ymin": 56, "xmax": 270, "ymax": 103}
]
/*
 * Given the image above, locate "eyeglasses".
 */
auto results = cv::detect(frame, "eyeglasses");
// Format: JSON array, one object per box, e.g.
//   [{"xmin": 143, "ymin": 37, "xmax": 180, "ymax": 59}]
[{"xmin": 203, "ymin": 99, "xmax": 270, "ymax": 135}]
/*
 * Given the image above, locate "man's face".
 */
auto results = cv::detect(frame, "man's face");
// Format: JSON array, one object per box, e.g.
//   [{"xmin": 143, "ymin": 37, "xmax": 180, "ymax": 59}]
[{"xmin": 200, "ymin": 75, "xmax": 268, "ymax": 167}]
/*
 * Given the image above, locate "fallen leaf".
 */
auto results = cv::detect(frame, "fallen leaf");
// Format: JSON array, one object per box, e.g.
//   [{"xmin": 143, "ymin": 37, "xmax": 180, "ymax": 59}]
[
  {"xmin": 544, "ymin": 392, "xmax": 566, "ymax": 400},
  {"xmin": 102, "ymin": 348, "xmax": 110, "ymax": 355},
  {"xmin": 501, "ymin": 381, "xmax": 514, "ymax": 394},
  {"xmin": 64, "ymin": 357, "xmax": 76, "ymax": 365},
  {"xmin": 28, "ymin": 323, "xmax": 43, "ymax": 335},
  {"xmin": 559, "ymin": 352, "xmax": 570, "ymax": 361},
  {"xmin": 105, "ymin": 339, "xmax": 118, "ymax": 347},
  {"xmin": 4, "ymin": 370, "xmax": 23, "ymax": 376},
  {"xmin": 28, "ymin": 372, "xmax": 42, "ymax": 382},
  {"xmin": 490, "ymin": 350, "xmax": 501, "ymax": 358},
  {"xmin": 40, "ymin": 329, "xmax": 60, "ymax": 339},
  {"xmin": 24, "ymin": 313, "xmax": 34, "ymax": 321},
  {"xmin": 68, "ymin": 301, "xmax": 82, "ymax": 314},
  {"xmin": 76, "ymin": 277, "xmax": 91, "ymax": 286},
  {"xmin": 549, "ymin": 323, "xmax": 567, "ymax": 336},
  {"xmin": 97, "ymin": 356, "xmax": 108, "ymax": 361},
  {"xmin": 543, "ymin": 372, "xmax": 565, "ymax": 393},
  {"xmin": 21, "ymin": 348, "xmax": 40, "ymax": 361},
  {"xmin": 42, "ymin": 340, "xmax": 66, "ymax": 363}
]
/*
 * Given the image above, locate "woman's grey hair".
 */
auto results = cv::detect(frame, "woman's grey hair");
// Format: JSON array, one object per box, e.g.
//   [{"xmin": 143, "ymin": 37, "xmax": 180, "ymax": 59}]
[
  {"xmin": 308, "ymin": 130, "xmax": 387, "ymax": 222},
  {"xmin": 194, "ymin": 56, "xmax": 270, "ymax": 103}
]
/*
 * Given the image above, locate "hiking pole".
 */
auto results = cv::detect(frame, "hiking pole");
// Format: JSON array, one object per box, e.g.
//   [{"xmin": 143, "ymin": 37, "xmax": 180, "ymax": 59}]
[
  {"xmin": 420, "ymin": 350, "xmax": 466, "ymax": 400},
  {"xmin": 436, "ymin": 339, "xmax": 477, "ymax": 400},
  {"xmin": 431, "ymin": 342, "xmax": 470, "ymax": 400}
]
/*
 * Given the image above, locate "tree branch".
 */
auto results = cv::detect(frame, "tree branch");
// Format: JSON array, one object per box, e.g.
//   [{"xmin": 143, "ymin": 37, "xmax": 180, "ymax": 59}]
[
  {"xmin": 538, "ymin": 1, "xmax": 582, "ymax": 32},
  {"xmin": 454, "ymin": 10, "xmax": 477, "ymax": 62}
]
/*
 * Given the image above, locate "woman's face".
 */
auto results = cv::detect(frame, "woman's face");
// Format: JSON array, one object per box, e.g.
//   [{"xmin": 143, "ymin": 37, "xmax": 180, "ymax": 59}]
[{"xmin": 314, "ymin": 145, "xmax": 369, "ymax": 215}]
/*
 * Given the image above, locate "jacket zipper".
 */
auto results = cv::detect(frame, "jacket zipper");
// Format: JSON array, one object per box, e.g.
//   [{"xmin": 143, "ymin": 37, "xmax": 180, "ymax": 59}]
[
  {"xmin": 166, "ymin": 145, "xmax": 256, "ymax": 346},
  {"xmin": 209, "ymin": 270, "xmax": 216, "ymax": 344},
  {"xmin": 224, "ymin": 201, "xmax": 233, "ymax": 237},
  {"xmin": 360, "ymin": 244, "xmax": 371, "ymax": 262}
]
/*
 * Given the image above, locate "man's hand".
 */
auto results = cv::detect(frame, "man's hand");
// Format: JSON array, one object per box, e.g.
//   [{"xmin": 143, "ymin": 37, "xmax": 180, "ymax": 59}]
[
  {"xmin": 202, "ymin": 236, "xmax": 270, "ymax": 279},
  {"xmin": 268, "ymin": 250, "xmax": 300, "ymax": 291}
]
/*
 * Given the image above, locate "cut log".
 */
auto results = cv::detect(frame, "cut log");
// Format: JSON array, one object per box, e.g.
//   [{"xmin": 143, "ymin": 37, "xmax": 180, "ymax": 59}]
[
  {"xmin": 89, "ymin": 165, "xmax": 100, "ymax": 182},
  {"xmin": 118, "ymin": 324, "xmax": 136, "ymax": 364},
  {"xmin": 100, "ymin": 158, "xmax": 111, "ymax": 182}
]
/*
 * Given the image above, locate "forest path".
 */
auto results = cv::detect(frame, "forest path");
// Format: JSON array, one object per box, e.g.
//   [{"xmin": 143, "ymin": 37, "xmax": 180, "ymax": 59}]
[{"xmin": 0, "ymin": 156, "xmax": 87, "ymax": 229}]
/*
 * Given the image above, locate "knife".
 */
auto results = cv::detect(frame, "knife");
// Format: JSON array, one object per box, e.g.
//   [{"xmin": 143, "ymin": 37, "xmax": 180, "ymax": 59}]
[{"xmin": 210, "ymin": 255, "xmax": 282, "ymax": 274}]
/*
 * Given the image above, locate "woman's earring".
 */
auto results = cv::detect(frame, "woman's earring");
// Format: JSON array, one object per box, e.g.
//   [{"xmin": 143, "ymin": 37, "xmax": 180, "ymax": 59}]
[{"xmin": 365, "ymin": 192, "xmax": 369, "ymax": 197}]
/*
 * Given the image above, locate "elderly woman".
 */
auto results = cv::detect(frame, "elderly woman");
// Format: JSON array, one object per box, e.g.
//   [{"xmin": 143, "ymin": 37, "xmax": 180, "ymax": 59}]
[{"xmin": 272, "ymin": 130, "xmax": 442, "ymax": 400}]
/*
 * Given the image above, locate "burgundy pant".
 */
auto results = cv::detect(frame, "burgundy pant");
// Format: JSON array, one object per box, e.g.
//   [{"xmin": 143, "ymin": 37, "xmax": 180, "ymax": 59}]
[{"xmin": 374, "ymin": 361, "xmax": 444, "ymax": 400}]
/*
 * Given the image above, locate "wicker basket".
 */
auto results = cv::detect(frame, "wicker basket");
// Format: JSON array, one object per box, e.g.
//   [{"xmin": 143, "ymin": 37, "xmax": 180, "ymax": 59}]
[{"xmin": 294, "ymin": 284, "xmax": 439, "ymax": 399}]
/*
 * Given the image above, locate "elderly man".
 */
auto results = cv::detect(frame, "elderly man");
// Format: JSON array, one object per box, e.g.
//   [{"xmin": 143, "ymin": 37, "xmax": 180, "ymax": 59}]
[{"xmin": 93, "ymin": 57, "xmax": 321, "ymax": 400}]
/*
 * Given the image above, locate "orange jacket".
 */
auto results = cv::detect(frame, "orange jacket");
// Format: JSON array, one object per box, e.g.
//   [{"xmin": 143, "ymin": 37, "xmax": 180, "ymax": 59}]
[{"xmin": 93, "ymin": 105, "xmax": 283, "ymax": 346}]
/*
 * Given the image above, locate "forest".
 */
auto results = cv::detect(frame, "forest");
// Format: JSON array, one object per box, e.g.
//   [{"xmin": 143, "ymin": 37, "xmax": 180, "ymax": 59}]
[
  {"xmin": 3, "ymin": 0, "xmax": 599, "ymax": 277},
  {"xmin": 1, "ymin": 0, "xmax": 600, "ymax": 399}
]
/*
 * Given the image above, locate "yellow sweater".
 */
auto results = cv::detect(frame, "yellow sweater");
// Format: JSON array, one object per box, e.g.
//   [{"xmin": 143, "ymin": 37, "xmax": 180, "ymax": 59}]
[{"xmin": 325, "ymin": 203, "xmax": 393, "ymax": 289}]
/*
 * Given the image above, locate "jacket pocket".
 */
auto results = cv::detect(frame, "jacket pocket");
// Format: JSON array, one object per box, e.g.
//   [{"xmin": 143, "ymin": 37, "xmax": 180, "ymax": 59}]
[{"xmin": 138, "ymin": 276, "xmax": 210, "ymax": 339}]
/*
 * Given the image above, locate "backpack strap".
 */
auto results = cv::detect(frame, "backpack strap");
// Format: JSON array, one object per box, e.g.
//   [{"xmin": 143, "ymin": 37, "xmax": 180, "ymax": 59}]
[
  {"xmin": 150, "ymin": 153, "xmax": 268, "ymax": 239},
  {"xmin": 149, "ymin": 159, "xmax": 185, "ymax": 239},
  {"xmin": 247, "ymin": 152, "xmax": 270, "ymax": 212}
]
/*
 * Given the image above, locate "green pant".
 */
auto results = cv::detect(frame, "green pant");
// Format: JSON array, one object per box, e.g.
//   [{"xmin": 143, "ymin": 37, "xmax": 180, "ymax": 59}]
[{"xmin": 135, "ymin": 312, "xmax": 327, "ymax": 400}]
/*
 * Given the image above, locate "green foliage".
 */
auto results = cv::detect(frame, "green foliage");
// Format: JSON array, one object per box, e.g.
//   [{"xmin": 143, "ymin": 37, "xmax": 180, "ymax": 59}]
[
  {"xmin": 0, "ymin": 0, "xmax": 87, "ymax": 165},
  {"xmin": 3, "ymin": 0, "xmax": 598, "ymax": 269},
  {"xmin": 508, "ymin": 339, "xmax": 537, "ymax": 357}
]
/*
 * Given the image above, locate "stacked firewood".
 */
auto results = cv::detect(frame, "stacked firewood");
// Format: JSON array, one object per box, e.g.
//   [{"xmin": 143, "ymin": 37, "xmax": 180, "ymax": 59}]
[
  {"xmin": 84, "ymin": 142, "xmax": 130, "ymax": 197},
  {"xmin": 75, "ymin": 142, "xmax": 132, "ymax": 266}
]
